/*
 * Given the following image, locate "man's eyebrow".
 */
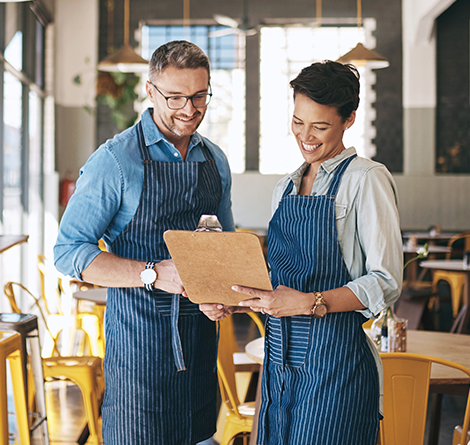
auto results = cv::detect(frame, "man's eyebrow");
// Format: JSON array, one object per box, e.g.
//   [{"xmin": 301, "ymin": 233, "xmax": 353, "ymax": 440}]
[{"xmin": 165, "ymin": 88, "xmax": 209, "ymax": 95}]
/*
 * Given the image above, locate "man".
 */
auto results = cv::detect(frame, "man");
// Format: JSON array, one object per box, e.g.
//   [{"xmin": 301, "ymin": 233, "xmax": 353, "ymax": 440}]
[{"xmin": 54, "ymin": 41, "xmax": 235, "ymax": 445}]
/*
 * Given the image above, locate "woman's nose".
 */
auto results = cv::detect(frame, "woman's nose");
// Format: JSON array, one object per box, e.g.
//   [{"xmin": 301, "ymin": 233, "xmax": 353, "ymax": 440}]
[{"xmin": 300, "ymin": 126, "xmax": 314, "ymax": 142}]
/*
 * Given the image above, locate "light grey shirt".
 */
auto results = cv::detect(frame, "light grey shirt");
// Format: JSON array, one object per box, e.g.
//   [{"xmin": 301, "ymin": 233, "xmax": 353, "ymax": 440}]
[{"xmin": 271, "ymin": 147, "xmax": 403, "ymax": 318}]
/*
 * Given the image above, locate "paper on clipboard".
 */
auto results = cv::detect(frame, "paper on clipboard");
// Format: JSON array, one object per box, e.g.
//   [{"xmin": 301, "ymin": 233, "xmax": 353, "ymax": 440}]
[{"xmin": 163, "ymin": 230, "xmax": 272, "ymax": 305}]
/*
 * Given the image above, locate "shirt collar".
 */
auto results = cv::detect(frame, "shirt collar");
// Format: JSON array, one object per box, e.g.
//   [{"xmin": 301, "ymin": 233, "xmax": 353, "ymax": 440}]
[
  {"xmin": 141, "ymin": 108, "xmax": 203, "ymax": 151},
  {"xmin": 321, "ymin": 146, "xmax": 357, "ymax": 174},
  {"xmin": 288, "ymin": 146, "xmax": 357, "ymax": 186}
]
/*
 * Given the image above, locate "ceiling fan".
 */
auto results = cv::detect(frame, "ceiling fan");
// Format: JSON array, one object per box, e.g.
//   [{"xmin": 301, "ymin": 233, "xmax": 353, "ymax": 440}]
[{"xmin": 211, "ymin": 0, "xmax": 258, "ymax": 37}]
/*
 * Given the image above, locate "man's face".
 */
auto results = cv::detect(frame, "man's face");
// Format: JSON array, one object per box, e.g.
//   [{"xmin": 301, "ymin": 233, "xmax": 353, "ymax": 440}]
[{"xmin": 146, "ymin": 65, "xmax": 210, "ymax": 142}]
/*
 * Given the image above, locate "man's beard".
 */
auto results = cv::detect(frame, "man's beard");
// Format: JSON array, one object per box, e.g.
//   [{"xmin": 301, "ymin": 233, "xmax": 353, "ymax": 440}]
[{"xmin": 162, "ymin": 111, "xmax": 203, "ymax": 137}]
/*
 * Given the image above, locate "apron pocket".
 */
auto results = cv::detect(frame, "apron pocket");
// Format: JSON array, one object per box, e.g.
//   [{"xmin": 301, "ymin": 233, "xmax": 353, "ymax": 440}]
[
  {"xmin": 267, "ymin": 315, "xmax": 312, "ymax": 368},
  {"xmin": 155, "ymin": 293, "xmax": 201, "ymax": 316}
]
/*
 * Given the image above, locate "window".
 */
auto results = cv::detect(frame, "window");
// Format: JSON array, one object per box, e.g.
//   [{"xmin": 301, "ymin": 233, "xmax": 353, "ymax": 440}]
[
  {"xmin": 259, "ymin": 25, "xmax": 375, "ymax": 174},
  {"xmin": 1, "ymin": 3, "xmax": 46, "ymax": 309},
  {"xmin": 141, "ymin": 25, "xmax": 246, "ymax": 173}
]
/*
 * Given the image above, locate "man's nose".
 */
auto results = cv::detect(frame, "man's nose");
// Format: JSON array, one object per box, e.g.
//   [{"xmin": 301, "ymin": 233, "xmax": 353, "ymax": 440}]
[{"xmin": 181, "ymin": 97, "xmax": 197, "ymax": 114}]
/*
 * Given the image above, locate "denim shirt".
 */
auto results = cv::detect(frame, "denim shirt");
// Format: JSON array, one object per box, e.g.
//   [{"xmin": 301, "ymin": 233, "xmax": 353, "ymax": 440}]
[
  {"xmin": 54, "ymin": 108, "xmax": 235, "ymax": 280},
  {"xmin": 271, "ymin": 147, "xmax": 403, "ymax": 319}
]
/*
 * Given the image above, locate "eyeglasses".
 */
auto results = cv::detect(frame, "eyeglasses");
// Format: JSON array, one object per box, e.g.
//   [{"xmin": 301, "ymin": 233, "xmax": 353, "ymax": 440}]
[{"xmin": 148, "ymin": 81, "xmax": 212, "ymax": 110}]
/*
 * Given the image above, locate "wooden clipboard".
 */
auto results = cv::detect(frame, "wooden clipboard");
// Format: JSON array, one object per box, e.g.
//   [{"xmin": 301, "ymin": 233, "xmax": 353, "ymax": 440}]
[{"xmin": 163, "ymin": 230, "xmax": 272, "ymax": 305}]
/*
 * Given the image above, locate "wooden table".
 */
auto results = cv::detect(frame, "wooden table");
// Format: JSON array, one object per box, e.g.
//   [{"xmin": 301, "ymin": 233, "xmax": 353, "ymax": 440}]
[
  {"xmin": 73, "ymin": 288, "xmax": 107, "ymax": 306},
  {"xmin": 402, "ymin": 232, "xmax": 457, "ymax": 244},
  {"xmin": 246, "ymin": 331, "xmax": 470, "ymax": 445},
  {"xmin": 0, "ymin": 235, "xmax": 29, "ymax": 254},
  {"xmin": 420, "ymin": 260, "xmax": 470, "ymax": 331}
]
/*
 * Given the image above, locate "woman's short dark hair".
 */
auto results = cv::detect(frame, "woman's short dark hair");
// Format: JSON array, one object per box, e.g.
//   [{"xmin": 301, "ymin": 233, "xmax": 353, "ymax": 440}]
[
  {"xmin": 290, "ymin": 61, "xmax": 360, "ymax": 121},
  {"xmin": 149, "ymin": 40, "xmax": 210, "ymax": 81}
]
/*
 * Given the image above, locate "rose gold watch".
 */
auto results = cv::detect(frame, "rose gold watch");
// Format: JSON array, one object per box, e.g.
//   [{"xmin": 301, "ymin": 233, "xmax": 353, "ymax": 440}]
[{"xmin": 311, "ymin": 292, "xmax": 328, "ymax": 318}]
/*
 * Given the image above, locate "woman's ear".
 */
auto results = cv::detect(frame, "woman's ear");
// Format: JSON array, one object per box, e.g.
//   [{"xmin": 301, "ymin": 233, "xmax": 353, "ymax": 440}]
[{"xmin": 345, "ymin": 110, "xmax": 356, "ymax": 130}]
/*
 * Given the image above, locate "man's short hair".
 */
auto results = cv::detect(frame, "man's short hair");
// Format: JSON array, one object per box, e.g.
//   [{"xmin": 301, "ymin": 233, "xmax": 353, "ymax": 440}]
[{"xmin": 149, "ymin": 40, "xmax": 210, "ymax": 81}]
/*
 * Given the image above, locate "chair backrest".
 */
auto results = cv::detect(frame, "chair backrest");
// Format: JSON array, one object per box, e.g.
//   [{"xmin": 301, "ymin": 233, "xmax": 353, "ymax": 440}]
[
  {"xmin": 37, "ymin": 254, "xmax": 64, "ymax": 315},
  {"xmin": 4, "ymin": 281, "xmax": 61, "ymax": 356},
  {"xmin": 446, "ymin": 232, "xmax": 470, "ymax": 260},
  {"xmin": 380, "ymin": 353, "xmax": 470, "ymax": 445},
  {"xmin": 217, "ymin": 312, "xmax": 264, "ymax": 419}
]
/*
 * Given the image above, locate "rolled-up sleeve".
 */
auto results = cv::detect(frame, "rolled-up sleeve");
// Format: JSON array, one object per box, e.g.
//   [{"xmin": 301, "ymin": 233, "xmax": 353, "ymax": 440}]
[
  {"xmin": 344, "ymin": 165, "xmax": 403, "ymax": 317},
  {"xmin": 54, "ymin": 147, "xmax": 123, "ymax": 280}
]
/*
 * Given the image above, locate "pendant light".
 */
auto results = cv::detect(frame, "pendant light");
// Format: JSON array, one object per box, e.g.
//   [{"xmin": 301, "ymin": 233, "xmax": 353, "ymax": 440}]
[
  {"xmin": 336, "ymin": 0, "xmax": 389, "ymax": 69},
  {"xmin": 98, "ymin": 0, "xmax": 148, "ymax": 73}
]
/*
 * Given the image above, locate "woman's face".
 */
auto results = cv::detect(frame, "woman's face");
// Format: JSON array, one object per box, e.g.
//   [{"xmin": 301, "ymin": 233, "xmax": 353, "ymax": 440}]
[{"xmin": 291, "ymin": 93, "xmax": 355, "ymax": 167}]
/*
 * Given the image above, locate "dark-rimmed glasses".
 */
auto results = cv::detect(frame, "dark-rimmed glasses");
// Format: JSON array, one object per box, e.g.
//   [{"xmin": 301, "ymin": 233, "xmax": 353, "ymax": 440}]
[{"xmin": 148, "ymin": 81, "xmax": 212, "ymax": 110}]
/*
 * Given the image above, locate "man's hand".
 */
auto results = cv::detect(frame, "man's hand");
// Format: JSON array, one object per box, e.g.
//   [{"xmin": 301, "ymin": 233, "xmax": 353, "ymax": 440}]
[
  {"xmin": 199, "ymin": 303, "xmax": 238, "ymax": 321},
  {"xmin": 154, "ymin": 259, "xmax": 184, "ymax": 294}
]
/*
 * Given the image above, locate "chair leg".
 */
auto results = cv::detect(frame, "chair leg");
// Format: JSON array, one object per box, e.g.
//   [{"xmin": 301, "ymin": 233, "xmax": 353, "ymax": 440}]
[
  {"xmin": 69, "ymin": 372, "xmax": 102, "ymax": 444},
  {"xmin": 0, "ymin": 359, "xmax": 9, "ymax": 445},
  {"xmin": 9, "ymin": 349, "xmax": 31, "ymax": 445}
]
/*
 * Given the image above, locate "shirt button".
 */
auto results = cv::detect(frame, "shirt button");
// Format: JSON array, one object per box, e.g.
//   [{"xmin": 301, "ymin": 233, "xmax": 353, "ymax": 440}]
[{"xmin": 174, "ymin": 153, "xmax": 178, "ymax": 157}]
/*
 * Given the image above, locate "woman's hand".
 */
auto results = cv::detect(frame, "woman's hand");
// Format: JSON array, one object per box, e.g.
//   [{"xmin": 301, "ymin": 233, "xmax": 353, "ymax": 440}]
[
  {"xmin": 199, "ymin": 303, "xmax": 238, "ymax": 321},
  {"xmin": 234, "ymin": 285, "xmax": 313, "ymax": 317}
]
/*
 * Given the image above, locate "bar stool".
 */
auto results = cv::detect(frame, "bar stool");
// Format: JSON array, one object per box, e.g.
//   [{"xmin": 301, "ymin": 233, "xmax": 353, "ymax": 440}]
[
  {"xmin": 0, "ymin": 331, "xmax": 30, "ymax": 445},
  {"xmin": 0, "ymin": 314, "xmax": 49, "ymax": 444}
]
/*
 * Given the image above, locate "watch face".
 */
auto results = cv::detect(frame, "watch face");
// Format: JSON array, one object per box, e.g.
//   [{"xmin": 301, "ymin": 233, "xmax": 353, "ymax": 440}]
[
  {"xmin": 314, "ymin": 303, "xmax": 327, "ymax": 318},
  {"xmin": 141, "ymin": 268, "xmax": 157, "ymax": 285}
]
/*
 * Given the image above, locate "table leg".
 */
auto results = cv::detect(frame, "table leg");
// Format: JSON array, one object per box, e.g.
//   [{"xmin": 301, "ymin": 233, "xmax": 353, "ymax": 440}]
[
  {"xmin": 428, "ymin": 393, "xmax": 443, "ymax": 445},
  {"xmin": 249, "ymin": 365, "xmax": 262, "ymax": 445},
  {"xmin": 462, "ymin": 275, "xmax": 470, "ymax": 333}
]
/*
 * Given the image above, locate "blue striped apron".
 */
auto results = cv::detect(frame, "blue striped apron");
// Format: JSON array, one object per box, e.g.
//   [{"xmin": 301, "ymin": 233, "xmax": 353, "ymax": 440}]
[
  {"xmin": 101, "ymin": 121, "xmax": 222, "ymax": 445},
  {"xmin": 258, "ymin": 155, "xmax": 380, "ymax": 444}
]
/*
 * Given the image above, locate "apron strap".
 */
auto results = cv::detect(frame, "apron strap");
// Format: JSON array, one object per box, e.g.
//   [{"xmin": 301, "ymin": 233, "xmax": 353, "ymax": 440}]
[
  {"xmin": 327, "ymin": 155, "xmax": 357, "ymax": 196},
  {"xmin": 170, "ymin": 295, "xmax": 186, "ymax": 371}
]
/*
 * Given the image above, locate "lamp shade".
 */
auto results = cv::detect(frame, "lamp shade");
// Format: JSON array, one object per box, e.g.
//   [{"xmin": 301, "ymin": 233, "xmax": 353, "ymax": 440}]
[
  {"xmin": 336, "ymin": 42, "xmax": 389, "ymax": 69},
  {"xmin": 97, "ymin": 43, "xmax": 148, "ymax": 73}
]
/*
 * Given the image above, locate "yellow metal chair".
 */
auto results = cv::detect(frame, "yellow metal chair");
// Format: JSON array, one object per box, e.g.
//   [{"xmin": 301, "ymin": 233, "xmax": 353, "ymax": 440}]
[
  {"xmin": 217, "ymin": 313, "xmax": 264, "ymax": 445},
  {"xmin": 0, "ymin": 331, "xmax": 30, "ymax": 445},
  {"xmin": 432, "ymin": 232, "xmax": 470, "ymax": 317},
  {"xmin": 4, "ymin": 282, "xmax": 104, "ymax": 445},
  {"xmin": 379, "ymin": 353, "xmax": 470, "ymax": 445},
  {"xmin": 38, "ymin": 255, "xmax": 103, "ymax": 357}
]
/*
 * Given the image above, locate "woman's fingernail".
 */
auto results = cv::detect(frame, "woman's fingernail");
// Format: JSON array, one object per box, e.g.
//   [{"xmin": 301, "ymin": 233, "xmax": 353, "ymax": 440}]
[{"xmin": 232, "ymin": 285, "xmax": 238, "ymax": 291}]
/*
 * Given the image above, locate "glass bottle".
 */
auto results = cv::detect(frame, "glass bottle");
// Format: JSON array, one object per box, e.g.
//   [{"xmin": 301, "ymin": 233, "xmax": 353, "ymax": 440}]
[
  {"xmin": 381, "ymin": 309, "xmax": 389, "ymax": 352},
  {"xmin": 370, "ymin": 307, "xmax": 396, "ymax": 351}
]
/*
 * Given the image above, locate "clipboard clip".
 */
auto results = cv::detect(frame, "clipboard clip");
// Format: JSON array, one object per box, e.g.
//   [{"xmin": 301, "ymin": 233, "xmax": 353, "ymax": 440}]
[{"xmin": 195, "ymin": 214, "xmax": 223, "ymax": 232}]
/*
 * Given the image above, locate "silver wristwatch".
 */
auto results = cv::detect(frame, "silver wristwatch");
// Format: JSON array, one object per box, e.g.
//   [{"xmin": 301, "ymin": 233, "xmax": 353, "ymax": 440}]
[{"xmin": 140, "ymin": 261, "xmax": 157, "ymax": 291}]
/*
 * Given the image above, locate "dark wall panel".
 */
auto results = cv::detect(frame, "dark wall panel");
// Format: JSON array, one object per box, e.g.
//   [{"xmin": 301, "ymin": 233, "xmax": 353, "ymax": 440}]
[{"xmin": 436, "ymin": 0, "xmax": 470, "ymax": 174}]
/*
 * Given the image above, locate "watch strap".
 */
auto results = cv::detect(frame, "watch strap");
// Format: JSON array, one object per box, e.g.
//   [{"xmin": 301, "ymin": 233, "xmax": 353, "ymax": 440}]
[
  {"xmin": 311, "ymin": 291, "xmax": 328, "ymax": 318},
  {"xmin": 144, "ymin": 261, "xmax": 156, "ymax": 291}
]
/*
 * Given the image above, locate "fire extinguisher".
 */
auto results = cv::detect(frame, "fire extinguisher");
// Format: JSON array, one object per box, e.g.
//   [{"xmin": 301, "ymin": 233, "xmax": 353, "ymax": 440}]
[{"xmin": 59, "ymin": 171, "xmax": 76, "ymax": 207}]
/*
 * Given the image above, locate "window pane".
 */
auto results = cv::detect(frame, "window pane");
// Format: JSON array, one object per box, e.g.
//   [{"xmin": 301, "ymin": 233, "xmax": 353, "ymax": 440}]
[
  {"xmin": 141, "ymin": 25, "xmax": 246, "ymax": 173},
  {"xmin": 4, "ymin": 30, "xmax": 23, "ymax": 72},
  {"xmin": 2, "ymin": 71, "xmax": 23, "ymax": 284},
  {"xmin": 259, "ymin": 26, "xmax": 368, "ymax": 175},
  {"xmin": 27, "ymin": 91, "xmax": 43, "ymax": 283}
]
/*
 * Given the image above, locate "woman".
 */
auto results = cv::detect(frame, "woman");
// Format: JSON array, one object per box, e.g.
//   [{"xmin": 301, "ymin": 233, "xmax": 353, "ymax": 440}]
[{"xmin": 201, "ymin": 61, "xmax": 403, "ymax": 444}]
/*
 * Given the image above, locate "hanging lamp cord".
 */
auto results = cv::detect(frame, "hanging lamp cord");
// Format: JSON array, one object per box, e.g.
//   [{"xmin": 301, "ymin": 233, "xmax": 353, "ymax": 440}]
[{"xmin": 357, "ymin": 0, "xmax": 362, "ymax": 28}]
